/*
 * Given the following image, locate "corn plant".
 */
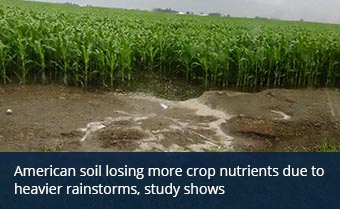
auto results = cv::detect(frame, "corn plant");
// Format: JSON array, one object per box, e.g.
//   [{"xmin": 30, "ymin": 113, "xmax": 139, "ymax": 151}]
[
  {"xmin": 0, "ymin": 0, "xmax": 340, "ymax": 89},
  {"xmin": 0, "ymin": 41, "xmax": 12, "ymax": 84},
  {"xmin": 104, "ymin": 40, "xmax": 118, "ymax": 87},
  {"xmin": 16, "ymin": 35, "xmax": 31, "ymax": 85},
  {"xmin": 32, "ymin": 40, "xmax": 47, "ymax": 84}
]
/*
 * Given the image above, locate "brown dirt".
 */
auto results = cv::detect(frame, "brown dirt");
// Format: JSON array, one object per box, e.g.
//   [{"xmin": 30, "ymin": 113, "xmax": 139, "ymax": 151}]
[
  {"xmin": 0, "ymin": 85, "xmax": 339, "ymax": 152},
  {"xmin": 199, "ymin": 89, "xmax": 340, "ymax": 151}
]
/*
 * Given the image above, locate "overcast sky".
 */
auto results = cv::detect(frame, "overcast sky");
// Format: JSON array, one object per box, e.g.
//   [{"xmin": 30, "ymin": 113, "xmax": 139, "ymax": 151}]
[{"xmin": 33, "ymin": 0, "xmax": 340, "ymax": 24}]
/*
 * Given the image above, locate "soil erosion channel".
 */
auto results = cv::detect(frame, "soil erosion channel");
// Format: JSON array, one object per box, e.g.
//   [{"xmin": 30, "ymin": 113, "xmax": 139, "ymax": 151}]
[{"xmin": 0, "ymin": 86, "xmax": 339, "ymax": 151}]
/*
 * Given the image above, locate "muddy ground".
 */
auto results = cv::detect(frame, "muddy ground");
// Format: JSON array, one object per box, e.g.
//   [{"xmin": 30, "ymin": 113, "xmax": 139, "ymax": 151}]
[{"xmin": 0, "ymin": 85, "xmax": 339, "ymax": 152}]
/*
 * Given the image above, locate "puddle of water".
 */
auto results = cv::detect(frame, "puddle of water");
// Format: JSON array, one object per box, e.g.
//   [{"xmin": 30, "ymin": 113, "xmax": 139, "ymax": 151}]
[{"xmin": 77, "ymin": 93, "xmax": 235, "ymax": 151}]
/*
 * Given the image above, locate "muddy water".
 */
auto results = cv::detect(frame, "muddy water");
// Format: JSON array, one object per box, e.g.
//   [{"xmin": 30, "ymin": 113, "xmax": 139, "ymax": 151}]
[
  {"xmin": 78, "ymin": 94, "xmax": 235, "ymax": 152},
  {"xmin": 0, "ymin": 85, "xmax": 339, "ymax": 152}
]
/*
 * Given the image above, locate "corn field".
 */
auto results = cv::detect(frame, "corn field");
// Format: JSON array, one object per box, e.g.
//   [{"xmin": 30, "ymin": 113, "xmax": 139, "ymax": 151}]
[{"xmin": 0, "ymin": 0, "xmax": 340, "ymax": 88}]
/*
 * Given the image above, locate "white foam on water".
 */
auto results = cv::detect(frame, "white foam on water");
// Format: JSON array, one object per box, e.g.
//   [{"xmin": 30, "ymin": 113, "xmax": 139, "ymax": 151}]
[
  {"xmin": 178, "ymin": 99, "xmax": 233, "ymax": 147},
  {"xmin": 79, "ymin": 122, "xmax": 106, "ymax": 142},
  {"xmin": 168, "ymin": 125, "xmax": 184, "ymax": 133},
  {"xmin": 78, "ymin": 93, "xmax": 234, "ymax": 150},
  {"xmin": 79, "ymin": 116, "xmax": 131, "ymax": 142},
  {"xmin": 271, "ymin": 110, "xmax": 291, "ymax": 120}
]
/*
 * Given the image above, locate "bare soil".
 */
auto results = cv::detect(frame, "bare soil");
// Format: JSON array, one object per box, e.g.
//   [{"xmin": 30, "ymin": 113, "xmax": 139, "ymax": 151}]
[{"xmin": 0, "ymin": 85, "xmax": 339, "ymax": 152}]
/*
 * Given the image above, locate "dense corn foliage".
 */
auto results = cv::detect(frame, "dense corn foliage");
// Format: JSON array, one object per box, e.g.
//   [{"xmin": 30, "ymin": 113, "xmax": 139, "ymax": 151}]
[{"xmin": 1, "ymin": 0, "xmax": 340, "ymax": 88}]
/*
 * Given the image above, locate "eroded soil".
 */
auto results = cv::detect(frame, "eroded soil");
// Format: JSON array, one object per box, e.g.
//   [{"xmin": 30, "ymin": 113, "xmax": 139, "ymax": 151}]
[{"xmin": 0, "ymin": 85, "xmax": 339, "ymax": 152}]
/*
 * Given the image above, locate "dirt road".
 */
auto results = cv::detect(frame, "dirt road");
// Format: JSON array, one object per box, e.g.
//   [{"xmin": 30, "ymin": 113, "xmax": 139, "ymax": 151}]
[{"xmin": 0, "ymin": 85, "xmax": 339, "ymax": 151}]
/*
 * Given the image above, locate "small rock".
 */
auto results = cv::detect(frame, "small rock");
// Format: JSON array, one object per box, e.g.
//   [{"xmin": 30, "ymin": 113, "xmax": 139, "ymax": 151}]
[
  {"xmin": 6, "ymin": 109, "xmax": 13, "ymax": 115},
  {"xmin": 0, "ymin": 88, "xmax": 5, "ymax": 94},
  {"xmin": 59, "ymin": 96, "xmax": 66, "ymax": 100},
  {"xmin": 160, "ymin": 103, "xmax": 169, "ymax": 109}
]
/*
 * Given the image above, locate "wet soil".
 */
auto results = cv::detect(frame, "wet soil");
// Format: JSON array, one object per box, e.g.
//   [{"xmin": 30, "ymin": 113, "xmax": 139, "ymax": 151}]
[{"xmin": 0, "ymin": 85, "xmax": 339, "ymax": 152}]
